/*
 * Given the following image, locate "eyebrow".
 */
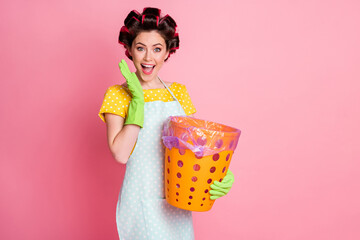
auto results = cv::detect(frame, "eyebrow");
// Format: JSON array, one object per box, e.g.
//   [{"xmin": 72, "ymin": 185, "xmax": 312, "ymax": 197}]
[{"xmin": 136, "ymin": 42, "xmax": 163, "ymax": 47}]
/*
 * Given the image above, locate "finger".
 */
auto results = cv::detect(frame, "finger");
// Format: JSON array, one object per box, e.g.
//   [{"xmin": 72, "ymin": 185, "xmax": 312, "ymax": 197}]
[
  {"xmin": 212, "ymin": 180, "xmax": 231, "ymax": 188},
  {"xmin": 131, "ymin": 72, "xmax": 139, "ymax": 82},
  {"xmin": 224, "ymin": 171, "xmax": 234, "ymax": 180},
  {"xmin": 210, "ymin": 184, "xmax": 225, "ymax": 191},
  {"xmin": 119, "ymin": 60, "xmax": 131, "ymax": 78},
  {"xmin": 216, "ymin": 183, "xmax": 232, "ymax": 189},
  {"xmin": 209, "ymin": 190, "xmax": 225, "ymax": 197},
  {"xmin": 210, "ymin": 186, "xmax": 230, "ymax": 195},
  {"xmin": 214, "ymin": 179, "xmax": 232, "ymax": 186},
  {"xmin": 221, "ymin": 177, "xmax": 231, "ymax": 183},
  {"xmin": 127, "ymin": 72, "xmax": 139, "ymax": 90},
  {"xmin": 210, "ymin": 195, "xmax": 220, "ymax": 200},
  {"xmin": 219, "ymin": 180, "xmax": 232, "ymax": 187},
  {"xmin": 213, "ymin": 187, "xmax": 230, "ymax": 195},
  {"xmin": 227, "ymin": 170, "xmax": 234, "ymax": 179},
  {"xmin": 222, "ymin": 176, "xmax": 234, "ymax": 184},
  {"xmin": 119, "ymin": 63, "xmax": 131, "ymax": 78},
  {"xmin": 120, "ymin": 59, "xmax": 129, "ymax": 70},
  {"xmin": 213, "ymin": 181, "xmax": 233, "ymax": 189}
]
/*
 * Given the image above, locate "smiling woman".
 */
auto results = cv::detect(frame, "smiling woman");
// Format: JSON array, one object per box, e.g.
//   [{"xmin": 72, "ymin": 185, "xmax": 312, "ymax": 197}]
[
  {"xmin": 98, "ymin": 7, "xmax": 197, "ymax": 240},
  {"xmin": 97, "ymin": 7, "xmax": 235, "ymax": 240}
]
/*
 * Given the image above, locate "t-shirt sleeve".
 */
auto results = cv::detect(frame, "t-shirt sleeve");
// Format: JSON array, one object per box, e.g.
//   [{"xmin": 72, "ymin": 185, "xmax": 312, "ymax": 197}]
[
  {"xmin": 173, "ymin": 83, "xmax": 197, "ymax": 116},
  {"xmin": 98, "ymin": 85, "xmax": 131, "ymax": 123}
]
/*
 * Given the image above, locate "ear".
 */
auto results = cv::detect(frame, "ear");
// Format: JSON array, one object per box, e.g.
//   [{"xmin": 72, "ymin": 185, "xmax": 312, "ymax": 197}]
[{"xmin": 164, "ymin": 50, "xmax": 170, "ymax": 61}]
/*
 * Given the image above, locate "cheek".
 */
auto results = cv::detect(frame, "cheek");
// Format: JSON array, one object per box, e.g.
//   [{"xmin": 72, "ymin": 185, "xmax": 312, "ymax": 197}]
[
  {"xmin": 132, "ymin": 52, "xmax": 142, "ymax": 62},
  {"xmin": 156, "ymin": 53, "xmax": 168, "ymax": 62},
  {"xmin": 132, "ymin": 55, "xmax": 143, "ymax": 68}
]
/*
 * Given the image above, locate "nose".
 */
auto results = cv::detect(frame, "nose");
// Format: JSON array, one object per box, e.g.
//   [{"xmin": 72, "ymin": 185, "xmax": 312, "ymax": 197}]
[{"xmin": 144, "ymin": 49, "xmax": 152, "ymax": 61}]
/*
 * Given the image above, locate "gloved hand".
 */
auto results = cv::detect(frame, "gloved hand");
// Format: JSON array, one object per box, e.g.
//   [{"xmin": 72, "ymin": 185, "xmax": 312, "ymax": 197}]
[
  {"xmin": 118, "ymin": 59, "xmax": 145, "ymax": 128},
  {"xmin": 209, "ymin": 169, "xmax": 234, "ymax": 200}
]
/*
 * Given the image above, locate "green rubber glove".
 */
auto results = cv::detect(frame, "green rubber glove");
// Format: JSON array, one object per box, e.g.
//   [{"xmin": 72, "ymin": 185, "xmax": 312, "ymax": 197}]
[
  {"xmin": 118, "ymin": 59, "xmax": 145, "ymax": 128},
  {"xmin": 209, "ymin": 169, "xmax": 234, "ymax": 200}
]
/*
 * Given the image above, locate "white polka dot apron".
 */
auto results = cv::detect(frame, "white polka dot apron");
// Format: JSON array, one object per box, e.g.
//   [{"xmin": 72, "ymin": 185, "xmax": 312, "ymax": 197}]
[{"xmin": 116, "ymin": 78, "xmax": 195, "ymax": 240}]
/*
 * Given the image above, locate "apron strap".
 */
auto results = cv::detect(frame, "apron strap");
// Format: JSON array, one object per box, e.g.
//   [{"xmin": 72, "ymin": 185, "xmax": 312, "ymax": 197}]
[{"xmin": 158, "ymin": 77, "xmax": 179, "ymax": 101}]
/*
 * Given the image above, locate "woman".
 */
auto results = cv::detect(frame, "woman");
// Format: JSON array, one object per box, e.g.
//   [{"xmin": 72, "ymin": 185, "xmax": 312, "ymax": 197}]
[{"xmin": 98, "ymin": 7, "xmax": 234, "ymax": 239}]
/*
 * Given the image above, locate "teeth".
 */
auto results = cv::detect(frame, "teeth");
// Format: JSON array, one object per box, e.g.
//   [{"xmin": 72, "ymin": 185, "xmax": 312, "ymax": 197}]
[{"xmin": 142, "ymin": 64, "xmax": 154, "ymax": 68}]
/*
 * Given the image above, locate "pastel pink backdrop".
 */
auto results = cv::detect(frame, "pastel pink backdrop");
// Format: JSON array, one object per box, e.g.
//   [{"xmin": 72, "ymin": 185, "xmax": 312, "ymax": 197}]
[{"xmin": 1, "ymin": 0, "xmax": 359, "ymax": 239}]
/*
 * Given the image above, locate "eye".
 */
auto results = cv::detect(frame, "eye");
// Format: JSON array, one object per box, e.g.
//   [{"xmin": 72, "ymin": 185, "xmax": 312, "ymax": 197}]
[
  {"xmin": 136, "ymin": 47, "xmax": 144, "ymax": 51},
  {"xmin": 154, "ymin": 48, "xmax": 161, "ymax": 52}
]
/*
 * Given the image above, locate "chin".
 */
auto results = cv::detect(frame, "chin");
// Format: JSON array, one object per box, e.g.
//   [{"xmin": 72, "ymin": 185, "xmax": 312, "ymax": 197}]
[{"xmin": 137, "ymin": 68, "xmax": 159, "ymax": 82}]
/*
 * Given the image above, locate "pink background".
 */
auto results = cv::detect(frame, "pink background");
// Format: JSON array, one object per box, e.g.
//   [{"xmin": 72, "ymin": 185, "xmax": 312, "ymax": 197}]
[{"xmin": 1, "ymin": 0, "xmax": 360, "ymax": 239}]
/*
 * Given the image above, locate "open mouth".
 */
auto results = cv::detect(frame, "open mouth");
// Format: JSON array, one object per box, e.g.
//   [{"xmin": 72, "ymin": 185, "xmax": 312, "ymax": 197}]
[{"xmin": 141, "ymin": 64, "xmax": 155, "ymax": 75}]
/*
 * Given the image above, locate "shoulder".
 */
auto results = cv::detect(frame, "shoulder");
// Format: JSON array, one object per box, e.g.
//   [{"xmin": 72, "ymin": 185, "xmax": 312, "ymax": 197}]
[
  {"xmin": 169, "ymin": 82, "xmax": 187, "ymax": 90},
  {"xmin": 169, "ymin": 82, "xmax": 192, "ymax": 96},
  {"xmin": 107, "ymin": 84, "xmax": 128, "ymax": 92},
  {"xmin": 105, "ymin": 84, "xmax": 131, "ymax": 97},
  {"xmin": 169, "ymin": 82, "xmax": 196, "ymax": 115},
  {"xmin": 98, "ymin": 84, "xmax": 131, "ymax": 122}
]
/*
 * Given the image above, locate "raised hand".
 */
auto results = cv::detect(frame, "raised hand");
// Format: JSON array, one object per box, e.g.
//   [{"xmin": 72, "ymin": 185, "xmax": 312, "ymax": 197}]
[{"xmin": 118, "ymin": 59, "xmax": 145, "ymax": 127}]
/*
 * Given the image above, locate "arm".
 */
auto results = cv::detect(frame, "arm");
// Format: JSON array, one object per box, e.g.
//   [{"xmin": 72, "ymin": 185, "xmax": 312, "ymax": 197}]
[
  {"xmin": 105, "ymin": 113, "xmax": 140, "ymax": 164},
  {"xmin": 105, "ymin": 60, "xmax": 144, "ymax": 164}
]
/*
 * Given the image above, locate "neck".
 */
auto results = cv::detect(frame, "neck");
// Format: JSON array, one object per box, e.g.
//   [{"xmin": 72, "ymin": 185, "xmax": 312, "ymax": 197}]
[{"xmin": 135, "ymin": 72, "xmax": 164, "ymax": 90}]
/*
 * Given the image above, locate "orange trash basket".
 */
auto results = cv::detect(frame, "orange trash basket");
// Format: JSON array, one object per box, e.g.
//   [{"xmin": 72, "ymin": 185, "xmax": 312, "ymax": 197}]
[{"xmin": 162, "ymin": 116, "xmax": 241, "ymax": 212}]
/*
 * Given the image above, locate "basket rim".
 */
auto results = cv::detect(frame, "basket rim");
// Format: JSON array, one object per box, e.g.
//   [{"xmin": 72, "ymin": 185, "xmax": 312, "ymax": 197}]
[{"xmin": 168, "ymin": 116, "xmax": 241, "ymax": 135}]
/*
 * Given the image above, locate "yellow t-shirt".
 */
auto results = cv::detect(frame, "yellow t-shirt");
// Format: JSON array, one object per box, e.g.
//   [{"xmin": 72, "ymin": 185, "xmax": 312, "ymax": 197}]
[{"xmin": 98, "ymin": 82, "xmax": 196, "ymax": 123}]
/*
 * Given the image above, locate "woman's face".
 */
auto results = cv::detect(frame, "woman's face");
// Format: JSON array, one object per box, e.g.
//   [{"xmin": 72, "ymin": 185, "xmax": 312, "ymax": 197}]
[{"xmin": 128, "ymin": 30, "xmax": 170, "ymax": 83}]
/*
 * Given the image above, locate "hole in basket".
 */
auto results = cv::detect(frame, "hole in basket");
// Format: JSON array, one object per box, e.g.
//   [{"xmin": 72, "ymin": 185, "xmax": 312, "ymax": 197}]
[
  {"xmin": 201, "ymin": 204, "xmax": 203, "ymax": 206},
  {"xmin": 177, "ymin": 160, "xmax": 183, "ymax": 167},
  {"xmin": 202, "ymin": 197, "xmax": 205, "ymax": 201},
  {"xmin": 195, "ymin": 152, "xmax": 203, "ymax": 159},
  {"xmin": 177, "ymin": 172, "xmax": 182, "ymax": 178},
  {"xmin": 167, "ymin": 179, "xmax": 169, "ymax": 184},
  {"xmin": 176, "ymin": 192, "xmax": 179, "ymax": 196},
  {"xmin": 193, "ymin": 164, "xmax": 201, "ymax": 171},
  {"xmin": 176, "ymin": 184, "xmax": 180, "ymax": 188},
  {"xmin": 190, "ymin": 187, "xmax": 195, "ymax": 192},
  {"xmin": 212, "ymin": 154, "xmax": 220, "ymax": 161},
  {"xmin": 219, "ymin": 178, "xmax": 223, "ymax": 182},
  {"xmin": 191, "ymin": 176, "xmax": 198, "ymax": 182},
  {"xmin": 215, "ymin": 139, "xmax": 223, "ymax": 148},
  {"xmin": 168, "ymin": 156, "xmax": 171, "ymax": 163},
  {"xmin": 179, "ymin": 149, "xmax": 186, "ymax": 155},
  {"xmin": 197, "ymin": 137, "xmax": 207, "ymax": 146},
  {"xmin": 207, "ymin": 178, "xmax": 212, "ymax": 184},
  {"xmin": 167, "ymin": 168, "xmax": 170, "ymax": 174},
  {"xmin": 210, "ymin": 167, "xmax": 216, "ymax": 173},
  {"xmin": 204, "ymin": 189, "xmax": 208, "ymax": 193},
  {"xmin": 229, "ymin": 140, "xmax": 234, "ymax": 149},
  {"xmin": 176, "ymin": 199, "xmax": 178, "ymax": 202},
  {"xmin": 188, "ymin": 202, "xmax": 191, "ymax": 205},
  {"xmin": 222, "ymin": 167, "xmax": 226, "ymax": 173},
  {"xmin": 189, "ymin": 196, "xmax": 193, "ymax": 199},
  {"xmin": 226, "ymin": 154, "xmax": 230, "ymax": 161}
]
